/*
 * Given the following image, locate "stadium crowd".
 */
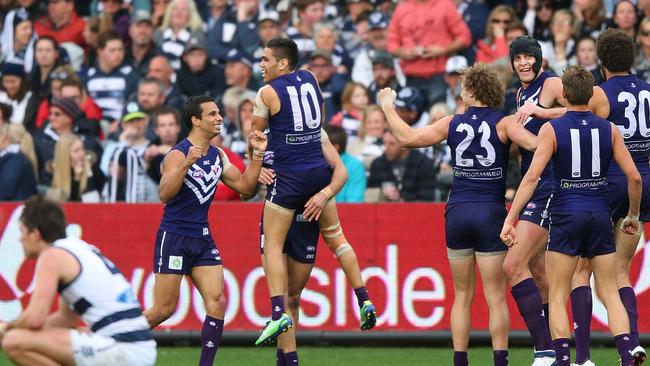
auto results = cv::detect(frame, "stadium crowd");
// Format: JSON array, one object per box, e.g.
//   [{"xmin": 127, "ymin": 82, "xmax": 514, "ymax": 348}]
[{"xmin": 0, "ymin": 0, "xmax": 646, "ymax": 203}]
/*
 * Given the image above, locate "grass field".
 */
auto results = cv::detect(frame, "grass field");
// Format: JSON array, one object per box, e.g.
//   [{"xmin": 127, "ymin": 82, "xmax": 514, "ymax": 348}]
[{"xmin": 0, "ymin": 346, "xmax": 624, "ymax": 365}]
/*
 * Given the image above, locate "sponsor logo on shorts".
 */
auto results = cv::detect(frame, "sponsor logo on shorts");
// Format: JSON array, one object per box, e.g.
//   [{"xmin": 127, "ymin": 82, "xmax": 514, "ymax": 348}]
[
  {"xmin": 526, "ymin": 202, "xmax": 537, "ymax": 209},
  {"xmin": 560, "ymin": 178, "xmax": 607, "ymax": 189},
  {"xmin": 306, "ymin": 254, "xmax": 315, "ymax": 259},
  {"xmin": 296, "ymin": 214, "xmax": 309, "ymax": 222},
  {"xmin": 306, "ymin": 246, "xmax": 316, "ymax": 252},
  {"xmin": 203, "ymin": 228, "xmax": 209, "ymax": 236},
  {"xmin": 541, "ymin": 210, "xmax": 548, "ymax": 219},
  {"xmin": 522, "ymin": 211, "xmax": 533, "ymax": 216},
  {"xmin": 453, "ymin": 167, "xmax": 502, "ymax": 180},
  {"xmin": 286, "ymin": 131, "xmax": 321, "ymax": 145},
  {"xmin": 169, "ymin": 255, "xmax": 183, "ymax": 270}
]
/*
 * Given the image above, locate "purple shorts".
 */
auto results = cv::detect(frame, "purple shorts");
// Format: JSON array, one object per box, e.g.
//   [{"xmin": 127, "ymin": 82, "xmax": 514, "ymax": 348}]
[
  {"xmin": 608, "ymin": 173, "xmax": 650, "ymax": 222},
  {"xmin": 153, "ymin": 230, "xmax": 222, "ymax": 275},
  {"xmin": 445, "ymin": 202, "xmax": 508, "ymax": 254},
  {"xmin": 266, "ymin": 166, "xmax": 333, "ymax": 210},
  {"xmin": 547, "ymin": 211, "xmax": 615, "ymax": 258},
  {"xmin": 259, "ymin": 212, "xmax": 319, "ymax": 264},
  {"xmin": 518, "ymin": 180, "xmax": 553, "ymax": 229}
]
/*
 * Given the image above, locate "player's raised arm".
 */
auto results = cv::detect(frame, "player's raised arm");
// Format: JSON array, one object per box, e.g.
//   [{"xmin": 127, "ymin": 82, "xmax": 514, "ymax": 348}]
[
  {"xmin": 377, "ymin": 88, "xmax": 450, "ymax": 148},
  {"xmin": 501, "ymin": 123, "xmax": 556, "ymax": 246},
  {"xmin": 221, "ymin": 130, "xmax": 268, "ymax": 196},
  {"xmin": 611, "ymin": 123, "xmax": 643, "ymax": 234},
  {"xmin": 502, "ymin": 115, "xmax": 537, "ymax": 151},
  {"xmin": 159, "ymin": 148, "xmax": 200, "ymax": 203}
]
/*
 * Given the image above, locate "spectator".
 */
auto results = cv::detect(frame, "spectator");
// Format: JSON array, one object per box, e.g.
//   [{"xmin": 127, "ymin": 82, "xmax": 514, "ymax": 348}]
[
  {"xmin": 125, "ymin": 10, "xmax": 157, "ymax": 78},
  {"xmin": 451, "ymin": 0, "xmax": 490, "ymax": 51},
  {"xmin": 308, "ymin": 49, "xmax": 348, "ymax": 123},
  {"xmin": 153, "ymin": 0, "xmax": 204, "ymax": 70},
  {"xmin": 144, "ymin": 106, "xmax": 181, "ymax": 184},
  {"xmin": 522, "ymin": 0, "xmax": 554, "ymax": 42},
  {"xmin": 326, "ymin": 125, "xmax": 366, "ymax": 203},
  {"xmin": 543, "ymin": 9, "xmax": 577, "ymax": 75},
  {"xmin": 394, "ymin": 86, "xmax": 428, "ymax": 128},
  {"xmin": 314, "ymin": 22, "xmax": 353, "ymax": 74},
  {"xmin": 178, "ymin": 37, "xmax": 226, "ymax": 100},
  {"xmin": 205, "ymin": 0, "xmax": 237, "ymax": 64},
  {"xmin": 330, "ymin": 81, "xmax": 370, "ymax": 140},
  {"xmin": 367, "ymin": 50, "xmax": 402, "ymax": 103},
  {"xmin": 81, "ymin": 15, "xmax": 102, "ymax": 68},
  {"xmin": 387, "ymin": 0, "xmax": 472, "ymax": 107},
  {"xmin": 0, "ymin": 123, "xmax": 37, "ymax": 201},
  {"xmin": 427, "ymin": 103, "xmax": 453, "ymax": 201},
  {"xmin": 102, "ymin": 102, "xmax": 158, "ymax": 202},
  {"xmin": 34, "ymin": 97, "xmax": 103, "ymax": 185},
  {"xmin": 59, "ymin": 79, "xmax": 103, "ymax": 138},
  {"xmin": 610, "ymin": 0, "xmax": 638, "ymax": 39},
  {"xmin": 1, "ymin": 2, "xmax": 46, "ymax": 57},
  {"xmin": 47, "ymin": 133, "xmax": 104, "ymax": 202},
  {"xmin": 287, "ymin": 0, "xmax": 326, "ymax": 64},
  {"xmin": 251, "ymin": 10, "xmax": 282, "ymax": 85},
  {"xmin": 576, "ymin": 36, "xmax": 604, "ymax": 85},
  {"xmin": 133, "ymin": 77, "xmax": 165, "ymax": 118},
  {"xmin": 146, "ymin": 55, "xmax": 185, "ymax": 110},
  {"xmin": 34, "ymin": 0, "xmax": 86, "ymax": 47},
  {"xmin": 444, "ymin": 55, "xmax": 468, "ymax": 113},
  {"xmin": 506, "ymin": 21, "xmax": 528, "ymax": 48},
  {"xmin": 635, "ymin": 18, "xmax": 650, "ymax": 83},
  {"xmin": 224, "ymin": 48, "xmax": 258, "ymax": 91},
  {"xmin": 340, "ymin": 2, "xmax": 374, "ymax": 59},
  {"xmin": 232, "ymin": 0, "xmax": 262, "ymax": 58},
  {"xmin": 152, "ymin": 0, "xmax": 171, "ymax": 27},
  {"xmin": 219, "ymin": 86, "xmax": 248, "ymax": 147},
  {"xmin": 98, "ymin": 0, "xmax": 130, "ymax": 42},
  {"xmin": 352, "ymin": 11, "xmax": 405, "ymax": 89},
  {"xmin": 85, "ymin": 30, "xmax": 138, "ymax": 135},
  {"xmin": 8, "ymin": 123, "xmax": 39, "ymax": 179},
  {"xmin": 366, "ymin": 129, "xmax": 436, "ymax": 202},
  {"xmin": 347, "ymin": 105, "xmax": 386, "ymax": 169},
  {"xmin": 30, "ymin": 36, "xmax": 61, "ymax": 99},
  {"xmin": 574, "ymin": 0, "xmax": 607, "ymax": 39},
  {"xmin": 34, "ymin": 64, "xmax": 81, "ymax": 129},
  {"xmin": 1, "ymin": 7, "xmax": 35, "ymax": 71},
  {"xmin": 0, "ymin": 62, "xmax": 38, "ymax": 129},
  {"xmin": 0, "ymin": 103, "xmax": 11, "ymax": 126},
  {"xmin": 229, "ymin": 93, "xmax": 256, "ymax": 160},
  {"xmin": 475, "ymin": 5, "xmax": 515, "ymax": 64}
]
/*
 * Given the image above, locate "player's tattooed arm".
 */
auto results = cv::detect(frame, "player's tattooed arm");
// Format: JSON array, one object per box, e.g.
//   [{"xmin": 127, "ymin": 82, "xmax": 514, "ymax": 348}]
[{"xmin": 377, "ymin": 88, "xmax": 451, "ymax": 147}]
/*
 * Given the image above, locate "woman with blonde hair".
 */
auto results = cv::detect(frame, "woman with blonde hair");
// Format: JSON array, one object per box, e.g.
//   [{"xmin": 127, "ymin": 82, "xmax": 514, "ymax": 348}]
[
  {"xmin": 154, "ymin": 0, "xmax": 205, "ymax": 70},
  {"xmin": 48, "ymin": 133, "xmax": 104, "ymax": 202},
  {"xmin": 8, "ymin": 124, "xmax": 38, "ymax": 179},
  {"xmin": 0, "ymin": 123, "xmax": 37, "ymax": 201},
  {"xmin": 476, "ymin": 5, "xmax": 518, "ymax": 63},
  {"xmin": 347, "ymin": 105, "xmax": 386, "ymax": 169},
  {"xmin": 329, "ymin": 81, "xmax": 371, "ymax": 139}
]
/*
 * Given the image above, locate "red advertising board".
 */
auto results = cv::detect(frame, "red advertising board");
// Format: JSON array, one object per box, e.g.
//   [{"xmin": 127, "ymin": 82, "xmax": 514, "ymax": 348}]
[{"xmin": 1, "ymin": 203, "xmax": 650, "ymax": 333}]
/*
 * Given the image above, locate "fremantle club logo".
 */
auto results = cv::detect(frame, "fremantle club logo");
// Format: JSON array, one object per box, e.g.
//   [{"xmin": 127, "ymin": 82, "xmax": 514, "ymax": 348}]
[{"xmin": 0, "ymin": 206, "xmax": 82, "ymax": 322}]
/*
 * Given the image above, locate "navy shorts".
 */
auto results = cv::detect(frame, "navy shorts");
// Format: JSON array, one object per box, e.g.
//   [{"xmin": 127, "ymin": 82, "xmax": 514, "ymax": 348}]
[
  {"xmin": 260, "ymin": 213, "xmax": 319, "ymax": 264},
  {"xmin": 608, "ymin": 173, "xmax": 650, "ymax": 222},
  {"xmin": 266, "ymin": 166, "xmax": 333, "ymax": 210},
  {"xmin": 519, "ymin": 181, "xmax": 553, "ymax": 229},
  {"xmin": 153, "ymin": 230, "xmax": 222, "ymax": 275},
  {"xmin": 445, "ymin": 202, "xmax": 508, "ymax": 254},
  {"xmin": 547, "ymin": 211, "xmax": 616, "ymax": 258}
]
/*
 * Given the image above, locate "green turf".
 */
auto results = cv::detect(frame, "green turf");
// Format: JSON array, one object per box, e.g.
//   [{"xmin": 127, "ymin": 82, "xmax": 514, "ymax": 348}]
[{"xmin": 0, "ymin": 346, "xmax": 624, "ymax": 365}]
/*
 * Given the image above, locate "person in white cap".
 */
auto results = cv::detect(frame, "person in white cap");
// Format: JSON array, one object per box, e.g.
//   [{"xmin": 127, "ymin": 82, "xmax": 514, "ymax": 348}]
[{"xmin": 444, "ymin": 55, "xmax": 468, "ymax": 112}]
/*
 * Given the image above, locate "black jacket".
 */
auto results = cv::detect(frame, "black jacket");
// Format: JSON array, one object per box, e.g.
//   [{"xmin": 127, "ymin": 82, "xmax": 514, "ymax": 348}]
[{"xmin": 367, "ymin": 149, "xmax": 437, "ymax": 202}]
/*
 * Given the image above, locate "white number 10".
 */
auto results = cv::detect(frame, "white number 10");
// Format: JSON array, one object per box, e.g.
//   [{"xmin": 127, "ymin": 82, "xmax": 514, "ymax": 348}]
[{"xmin": 287, "ymin": 84, "xmax": 321, "ymax": 132}]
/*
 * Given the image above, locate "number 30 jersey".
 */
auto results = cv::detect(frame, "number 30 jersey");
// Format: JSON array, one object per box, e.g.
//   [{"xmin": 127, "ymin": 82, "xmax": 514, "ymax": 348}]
[
  {"xmin": 447, "ymin": 106, "xmax": 510, "ymax": 204},
  {"xmin": 266, "ymin": 70, "xmax": 328, "ymax": 172},
  {"xmin": 601, "ymin": 74, "xmax": 650, "ymax": 176},
  {"xmin": 549, "ymin": 111, "xmax": 612, "ymax": 212}
]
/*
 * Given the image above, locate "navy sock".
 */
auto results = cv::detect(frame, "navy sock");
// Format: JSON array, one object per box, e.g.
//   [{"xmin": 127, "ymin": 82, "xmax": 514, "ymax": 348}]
[
  {"xmin": 542, "ymin": 302, "xmax": 550, "ymax": 334},
  {"xmin": 614, "ymin": 333, "xmax": 635, "ymax": 366},
  {"xmin": 493, "ymin": 350, "xmax": 508, "ymax": 366},
  {"xmin": 619, "ymin": 287, "xmax": 640, "ymax": 346},
  {"xmin": 511, "ymin": 278, "xmax": 552, "ymax": 351},
  {"xmin": 571, "ymin": 286, "xmax": 592, "ymax": 364},
  {"xmin": 552, "ymin": 338, "xmax": 571, "ymax": 366},
  {"xmin": 284, "ymin": 351, "xmax": 299, "ymax": 365},
  {"xmin": 198, "ymin": 316, "xmax": 223, "ymax": 366},
  {"xmin": 354, "ymin": 287, "xmax": 369, "ymax": 308},
  {"xmin": 276, "ymin": 349, "xmax": 286, "ymax": 366},
  {"xmin": 454, "ymin": 351, "xmax": 468, "ymax": 366},
  {"xmin": 271, "ymin": 295, "xmax": 285, "ymax": 321}
]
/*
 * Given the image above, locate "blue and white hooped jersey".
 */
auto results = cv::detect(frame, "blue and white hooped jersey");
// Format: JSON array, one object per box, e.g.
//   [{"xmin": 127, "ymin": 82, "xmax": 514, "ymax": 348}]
[
  {"xmin": 549, "ymin": 111, "xmax": 613, "ymax": 213},
  {"xmin": 517, "ymin": 71, "xmax": 554, "ymax": 180},
  {"xmin": 600, "ymin": 74, "xmax": 650, "ymax": 176},
  {"xmin": 159, "ymin": 139, "xmax": 232, "ymax": 238},
  {"xmin": 55, "ymin": 238, "xmax": 152, "ymax": 343},
  {"xmin": 266, "ymin": 70, "xmax": 328, "ymax": 172},
  {"xmin": 447, "ymin": 106, "xmax": 509, "ymax": 204}
]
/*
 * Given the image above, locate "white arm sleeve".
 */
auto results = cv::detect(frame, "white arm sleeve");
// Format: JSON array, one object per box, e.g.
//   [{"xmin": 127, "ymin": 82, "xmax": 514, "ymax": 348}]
[
  {"xmin": 253, "ymin": 85, "xmax": 271, "ymax": 119},
  {"xmin": 321, "ymin": 128, "xmax": 329, "ymax": 143},
  {"xmin": 216, "ymin": 147, "xmax": 233, "ymax": 172}
]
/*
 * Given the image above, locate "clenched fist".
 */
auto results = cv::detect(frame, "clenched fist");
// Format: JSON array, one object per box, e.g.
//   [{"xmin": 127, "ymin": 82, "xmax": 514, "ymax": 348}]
[{"xmin": 377, "ymin": 88, "xmax": 397, "ymax": 108}]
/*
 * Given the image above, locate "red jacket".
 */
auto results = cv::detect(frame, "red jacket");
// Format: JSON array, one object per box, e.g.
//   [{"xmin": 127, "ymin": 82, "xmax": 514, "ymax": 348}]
[
  {"xmin": 36, "ymin": 97, "xmax": 104, "ymax": 138},
  {"xmin": 34, "ymin": 12, "xmax": 86, "ymax": 47},
  {"xmin": 475, "ymin": 36, "xmax": 508, "ymax": 64},
  {"xmin": 214, "ymin": 147, "xmax": 246, "ymax": 201}
]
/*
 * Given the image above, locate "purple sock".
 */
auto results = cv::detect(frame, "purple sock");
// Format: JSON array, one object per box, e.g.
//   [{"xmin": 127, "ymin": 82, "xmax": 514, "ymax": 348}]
[
  {"xmin": 552, "ymin": 338, "xmax": 571, "ymax": 366},
  {"xmin": 276, "ymin": 349, "xmax": 286, "ymax": 366},
  {"xmin": 511, "ymin": 278, "xmax": 552, "ymax": 351},
  {"xmin": 354, "ymin": 287, "xmax": 369, "ymax": 308},
  {"xmin": 614, "ymin": 333, "xmax": 635, "ymax": 366},
  {"xmin": 619, "ymin": 287, "xmax": 640, "ymax": 346},
  {"xmin": 199, "ymin": 316, "xmax": 223, "ymax": 366},
  {"xmin": 271, "ymin": 295, "xmax": 285, "ymax": 321},
  {"xmin": 454, "ymin": 351, "xmax": 468, "ymax": 366},
  {"xmin": 542, "ymin": 303, "xmax": 550, "ymax": 333},
  {"xmin": 571, "ymin": 286, "xmax": 592, "ymax": 364},
  {"xmin": 284, "ymin": 351, "xmax": 298, "ymax": 365},
  {"xmin": 493, "ymin": 350, "xmax": 508, "ymax": 366}
]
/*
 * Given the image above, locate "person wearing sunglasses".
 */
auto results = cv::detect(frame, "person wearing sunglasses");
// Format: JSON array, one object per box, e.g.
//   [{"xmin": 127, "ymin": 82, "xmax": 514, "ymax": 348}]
[{"xmin": 476, "ymin": 5, "xmax": 517, "ymax": 64}]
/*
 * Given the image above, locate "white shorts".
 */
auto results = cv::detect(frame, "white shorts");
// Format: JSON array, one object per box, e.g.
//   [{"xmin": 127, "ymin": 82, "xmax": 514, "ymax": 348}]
[{"xmin": 70, "ymin": 329, "xmax": 157, "ymax": 366}]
